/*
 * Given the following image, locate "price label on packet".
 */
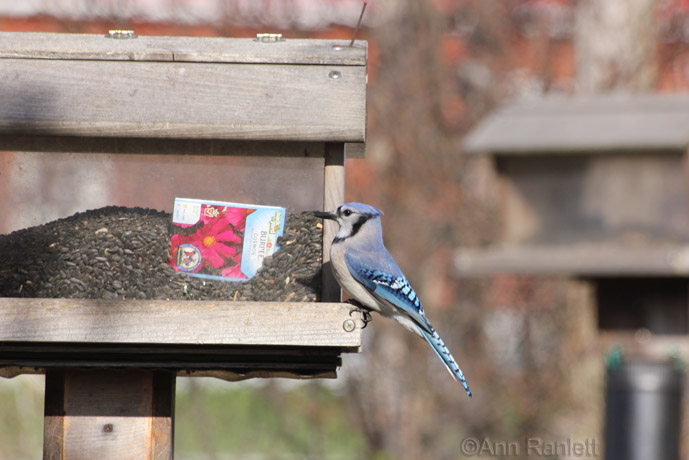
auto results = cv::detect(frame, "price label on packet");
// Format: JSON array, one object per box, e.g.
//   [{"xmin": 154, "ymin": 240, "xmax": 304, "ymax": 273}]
[{"xmin": 172, "ymin": 200, "xmax": 202, "ymax": 225}]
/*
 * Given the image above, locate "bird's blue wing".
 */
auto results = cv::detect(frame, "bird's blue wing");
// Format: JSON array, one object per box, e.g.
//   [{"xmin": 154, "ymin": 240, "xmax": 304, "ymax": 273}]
[
  {"xmin": 345, "ymin": 248, "xmax": 473, "ymax": 397},
  {"xmin": 344, "ymin": 249, "xmax": 434, "ymax": 334}
]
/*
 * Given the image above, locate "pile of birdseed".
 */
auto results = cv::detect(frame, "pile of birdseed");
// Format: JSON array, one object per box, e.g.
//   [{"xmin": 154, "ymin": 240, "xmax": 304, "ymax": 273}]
[{"xmin": 0, "ymin": 206, "xmax": 324, "ymax": 302}]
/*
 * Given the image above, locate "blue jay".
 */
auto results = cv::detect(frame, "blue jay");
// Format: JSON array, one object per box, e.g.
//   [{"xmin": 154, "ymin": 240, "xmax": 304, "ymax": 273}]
[{"xmin": 315, "ymin": 202, "xmax": 472, "ymax": 397}]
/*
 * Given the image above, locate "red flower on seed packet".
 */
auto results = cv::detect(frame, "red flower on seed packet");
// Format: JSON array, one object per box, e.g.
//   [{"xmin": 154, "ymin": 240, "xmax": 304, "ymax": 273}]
[
  {"xmin": 170, "ymin": 206, "xmax": 248, "ymax": 275},
  {"xmin": 199, "ymin": 205, "xmax": 248, "ymax": 230},
  {"xmin": 222, "ymin": 206, "xmax": 248, "ymax": 232},
  {"xmin": 190, "ymin": 217, "xmax": 241, "ymax": 269}
]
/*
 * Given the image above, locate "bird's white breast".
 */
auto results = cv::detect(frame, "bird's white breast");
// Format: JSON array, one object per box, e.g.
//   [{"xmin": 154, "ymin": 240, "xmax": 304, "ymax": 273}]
[{"xmin": 329, "ymin": 242, "xmax": 383, "ymax": 313}]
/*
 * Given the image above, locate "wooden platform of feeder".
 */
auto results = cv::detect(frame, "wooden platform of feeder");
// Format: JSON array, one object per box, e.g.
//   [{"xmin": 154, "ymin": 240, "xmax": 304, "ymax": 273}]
[
  {"xmin": 0, "ymin": 298, "xmax": 364, "ymax": 460},
  {"xmin": 0, "ymin": 298, "xmax": 364, "ymax": 459},
  {"xmin": 0, "ymin": 298, "xmax": 363, "ymax": 379}
]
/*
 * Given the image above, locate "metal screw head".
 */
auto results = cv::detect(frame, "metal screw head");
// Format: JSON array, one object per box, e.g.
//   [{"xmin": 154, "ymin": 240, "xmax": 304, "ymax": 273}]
[
  {"xmin": 105, "ymin": 30, "xmax": 137, "ymax": 39},
  {"xmin": 343, "ymin": 319, "xmax": 356, "ymax": 332},
  {"xmin": 103, "ymin": 423, "xmax": 114, "ymax": 433},
  {"xmin": 255, "ymin": 33, "xmax": 284, "ymax": 43},
  {"xmin": 329, "ymin": 70, "xmax": 342, "ymax": 80}
]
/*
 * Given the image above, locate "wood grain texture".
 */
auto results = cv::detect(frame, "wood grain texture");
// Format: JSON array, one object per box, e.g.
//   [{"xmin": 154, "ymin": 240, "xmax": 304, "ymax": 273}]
[
  {"xmin": 43, "ymin": 371, "xmax": 65, "ymax": 460},
  {"xmin": 0, "ymin": 32, "xmax": 367, "ymax": 65},
  {"xmin": 0, "ymin": 299, "xmax": 362, "ymax": 346},
  {"xmin": 44, "ymin": 369, "xmax": 175, "ymax": 460},
  {"xmin": 0, "ymin": 58, "xmax": 366, "ymax": 141},
  {"xmin": 322, "ymin": 143, "xmax": 345, "ymax": 302}
]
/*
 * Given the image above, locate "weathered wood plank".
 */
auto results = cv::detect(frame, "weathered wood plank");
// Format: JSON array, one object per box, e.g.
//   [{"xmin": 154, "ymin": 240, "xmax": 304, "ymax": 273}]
[
  {"xmin": 43, "ymin": 371, "xmax": 65, "ymax": 460},
  {"xmin": 0, "ymin": 58, "xmax": 366, "ymax": 141},
  {"xmin": 0, "ymin": 136, "xmax": 335, "ymax": 157},
  {"xmin": 0, "ymin": 299, "xmax": 363, "ymax": 346},
  {"xmin": 0, "ymin": 32, "xmax": 367, "ymax": 66},
  {"xmin": 322, "ymin": 143, "xmax": 345, "ymax": 302},
  {"xmin": 43, "ymin": 369, "xmax": 175, "ymax": 460},
  {"xmin": 0, "ymin": 365, "xmax": 338, "ymax": 381},
  {"xmin": 0, "ymin": 342, "xmax": 345, "ymax": 376},
  {"xmin": 455, "ymin": 244, "xmax": 689, "ymax": 276},
  {"xmin": 0, "ymin": 137, "xmax": 366, "ymax": 158}
]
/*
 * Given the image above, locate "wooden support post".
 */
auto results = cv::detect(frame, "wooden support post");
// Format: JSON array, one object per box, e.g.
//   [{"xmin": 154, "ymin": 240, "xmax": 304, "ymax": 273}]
[
  {"xmin": 43, "ymin": 369, "xmax": 175, "ymax": 460},
  {"xmin": 323, "ymin": 142, "xmax": 345, "ymax": 302}
]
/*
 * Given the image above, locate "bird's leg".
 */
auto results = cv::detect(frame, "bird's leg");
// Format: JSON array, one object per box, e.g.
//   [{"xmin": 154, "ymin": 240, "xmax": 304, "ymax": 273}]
[{"xmin": 346, "ymin": 299, "xmax": 373, "ymax": 328}]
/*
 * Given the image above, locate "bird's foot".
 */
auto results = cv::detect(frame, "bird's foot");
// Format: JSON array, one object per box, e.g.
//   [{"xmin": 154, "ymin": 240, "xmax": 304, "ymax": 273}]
[{"xmin": 347, "ymin": 299, "xmax": 373, "ymax": 328}]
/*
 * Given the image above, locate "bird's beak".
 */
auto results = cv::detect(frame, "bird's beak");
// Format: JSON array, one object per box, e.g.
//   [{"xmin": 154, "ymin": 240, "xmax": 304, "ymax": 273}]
[{"xmin": 313, "ymin": 210, "xmax": 337, "ymax": 220}]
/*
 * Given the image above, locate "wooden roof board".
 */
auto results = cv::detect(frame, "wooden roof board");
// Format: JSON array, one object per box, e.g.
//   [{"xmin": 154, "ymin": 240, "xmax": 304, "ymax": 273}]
[
  {"xmin": 455, "ymin": 244, "xmax": 689, "ymax": 277},
  {"xmin": 0, "ymin": 57, "xmax": 367, "ymax": 142},
  {"xmin": 0, "ymin": 32, "xmax": 367, "ymax": 65},
  {"xmin": 463, "ymin": 93, "xmax": 689, "ymax": 155},
  {"xmin": 0, "ymin": 32, "xmax": 367, "ymax": 143}
]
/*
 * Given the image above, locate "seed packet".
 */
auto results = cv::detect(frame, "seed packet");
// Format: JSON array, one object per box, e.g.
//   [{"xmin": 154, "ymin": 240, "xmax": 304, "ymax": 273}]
[{"xmin": 169, "ymin": 198, "xmax": 285, "ymax": 281}]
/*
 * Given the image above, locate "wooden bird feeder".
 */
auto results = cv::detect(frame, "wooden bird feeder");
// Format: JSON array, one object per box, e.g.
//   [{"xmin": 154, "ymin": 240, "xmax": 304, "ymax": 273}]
[
  {"xmin": 457, "ymin": 93, "xmax": 689, "ymax": 460},
  {"xmin": 457, "ymin": 94, "xmax": 689, "ymax": 338},
  {"xmin": 0, "ymin": 31, "xmax": 367, "ymax": 459}
]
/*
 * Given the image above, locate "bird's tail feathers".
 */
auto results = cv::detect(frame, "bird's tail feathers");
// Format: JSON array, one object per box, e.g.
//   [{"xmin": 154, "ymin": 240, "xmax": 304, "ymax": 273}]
[{"xmin": 420, "ymin": 327, "xmax": 472, "ymax": 398}]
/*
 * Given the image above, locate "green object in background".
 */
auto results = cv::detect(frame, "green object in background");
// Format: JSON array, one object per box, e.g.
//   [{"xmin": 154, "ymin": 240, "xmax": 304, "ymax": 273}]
[
  {"xmin": 604, "ymin": 345, "xmax": 623, "ymax": 370},
  {"xmin": 668, "ymin": 349, "xmax": 688, "ymax": 374}
]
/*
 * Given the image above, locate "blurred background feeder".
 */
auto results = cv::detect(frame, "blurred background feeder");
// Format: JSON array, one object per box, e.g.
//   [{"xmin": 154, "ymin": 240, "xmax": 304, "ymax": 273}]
[
  {"xmin": 0, "ymin": 32, "xmax": 367, "ymax": 459},
  {"xmin": 457, "ymin": 93, "xmax": 689, "ymax": 459}
]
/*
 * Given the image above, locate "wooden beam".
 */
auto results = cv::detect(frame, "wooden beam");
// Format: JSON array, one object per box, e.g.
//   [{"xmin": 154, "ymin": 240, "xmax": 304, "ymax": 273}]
[
  {"xmin": 322, "ymin": 143, "xmax": 345, "ymax": 302},
  {"xmin": 0, "ymin": 299, "xmax": 362, "ymax": 347},
  {"xmin": 0, "ymin": 136, "xmax": 367, "ymax": 159},
  {"xmin": 0, "ymin": 342, "xmax": 347, "ymax": 380},
  {"xmin": 43, "ymin": 369, "xmax": 175, "ymax": 460},
  {"xmin": 0, "ymin": 59, "xmax": 366, "ymax": 142},
  {"xmin": 0, "ymin": 136, "xmax": 336, "ymax": 157},
  {"xmin": 0, "ymin": 32, "xmax": 367, "ymax": 66},
  {"xmin": 463, "ymin": 93, "xmax": 689, "ymax": 154},
  {"xmin": 455, "ymin": 244, "xmax": 689, "ymax": 277}
]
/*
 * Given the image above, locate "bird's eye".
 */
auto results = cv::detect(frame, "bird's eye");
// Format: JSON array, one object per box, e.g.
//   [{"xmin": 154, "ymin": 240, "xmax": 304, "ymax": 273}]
[{"xmin": 343, "ymin": 209, "xmax": 353, "ymax": 217}]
